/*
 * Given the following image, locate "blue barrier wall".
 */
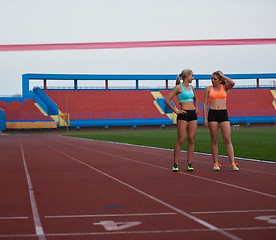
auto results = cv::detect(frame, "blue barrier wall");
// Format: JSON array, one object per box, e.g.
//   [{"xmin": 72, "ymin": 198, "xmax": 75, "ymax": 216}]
[
  {"xmin": 31, "ymin": 91, "xmax": 49, "ymax": 114},
  {"xmin": 0, "ymin": 96, "xmax": 32, "ymax": 103},
  {"xmin": 33, "ymin": 87, "xmax": 59, "ymax": 115},
  {"xmin": 69, "ymin": 118, "xmax": 173, "ymax": 128},
  {"xmin": 156, "ymin": 98, "xmax": 174, "ymax": 114},
  {"xmin": 0, "ymin": 108, "xmax": 6, "ymax": 130}
]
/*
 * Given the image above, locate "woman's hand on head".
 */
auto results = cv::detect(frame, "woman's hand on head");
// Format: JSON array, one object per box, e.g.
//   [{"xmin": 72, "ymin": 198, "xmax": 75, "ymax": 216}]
[{"xmin": 217, "ymin": 70, "xmax": 224, "ymax": 77}]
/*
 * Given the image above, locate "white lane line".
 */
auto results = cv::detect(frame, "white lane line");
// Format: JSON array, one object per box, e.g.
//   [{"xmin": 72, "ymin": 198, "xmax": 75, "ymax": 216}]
[
  {"xmin": 0, "ymin": 226, "xmax": 275, "ymax": 238},
  {"xmin": 0, "ymin": 234, "xmax": 37, "ymax": 238},
  {"xmin": 191, "ymin": 209, "xmax": 276, "ymax": 214},
  {"xmin": 19, "ymin": 136, "xmax": 46, "ymax": 240},
  {"xmin": 64, "ymin": 136, "xmax": 276, "ymax": 177},
  {"xmin": 50, "ymin": 147, "xmax": 241, "ymax": 240},
  {"xmin": 223, "ymin": 226, "xmax": 276, "ymax": 231},
  {"xmin": 0, "ymin": 217, "xmax": 28, "ymax": 220},
  {"xmin": 56, "ymin": 138, "xmax": 276, "ymax": 199},
  {"xmin": 65, "ymin": 136, "xmax": 276, "ymax": 164},
  {"xmin": 45, "ymin": 212, "xmax": 177, "ymax": 219},
  {"xmin": 177, "ymin": 171, "xmax": 276, "ymax": 199}
]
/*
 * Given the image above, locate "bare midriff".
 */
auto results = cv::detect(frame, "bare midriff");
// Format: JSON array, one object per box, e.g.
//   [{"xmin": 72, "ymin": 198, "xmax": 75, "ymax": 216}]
[
  {"xmin": 209, "ymin": 99, "xmax": 227, "ymax": 110},
  {"xmin": 180, "ymin": 101, "xmax": 196, "ymax": 110}
]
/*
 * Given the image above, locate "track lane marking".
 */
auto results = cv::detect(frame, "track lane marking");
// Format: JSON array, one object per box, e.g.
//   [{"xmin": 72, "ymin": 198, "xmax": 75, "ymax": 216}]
[
  {"xmin": 0, "ymin": 216, "xmax": 29, "ymax": 220},
  {"xmin": 45, "ymin": 212, "xmax": 177, "ymax": 218},
  {"xmin": 64, "ymin": 136, "xmax": 276, "ymax": 176},
  {"xmin": 191, "ymin": 209, "xmax": 276, "ymax": 214},
  {"xmin": 0, "ymin": 226, "xmax": 275, "ymax": 238},
  {"xmin": 48, "ymin": 146, "xmax": 241, "ymax": 240},
  {"xmin": 53, "ymin": 137, "xmax": 276, "ymax": 199},
  {"xmin": 65, "ymin": 136, "xmax": 276, "ymax": 164},
  {"xmin": 19, "ymin": 136, "xmax": 46, "ymax": 240}
]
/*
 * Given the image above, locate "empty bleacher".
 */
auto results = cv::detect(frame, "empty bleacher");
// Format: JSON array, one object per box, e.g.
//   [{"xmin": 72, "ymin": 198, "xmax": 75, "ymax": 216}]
[
  {"xmin": 44, "ymin": 89, "xmax": 169, "ymax": 120},
  {"xmin": 227, "ymin": 88, "xmax": 275, "ymax": 117},
  {"xmin": 0, "ymin": 99, "xmax": 53, "ymax": 122}
]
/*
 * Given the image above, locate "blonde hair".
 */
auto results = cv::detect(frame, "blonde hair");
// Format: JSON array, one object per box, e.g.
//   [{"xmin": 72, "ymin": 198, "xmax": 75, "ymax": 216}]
[
  {"xmin": 176, "ymin": 69, "xmax": 193, "ymax": 85},
  {"xmin": 213, "ymin": 71, "xmax": 227, "ymax": 85}
]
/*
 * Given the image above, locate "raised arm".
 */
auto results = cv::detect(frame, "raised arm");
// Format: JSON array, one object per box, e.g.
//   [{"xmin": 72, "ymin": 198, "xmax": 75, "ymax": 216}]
[{"xmin": 218, "ymin": 70, "xmax": 235, "ymax": 91}]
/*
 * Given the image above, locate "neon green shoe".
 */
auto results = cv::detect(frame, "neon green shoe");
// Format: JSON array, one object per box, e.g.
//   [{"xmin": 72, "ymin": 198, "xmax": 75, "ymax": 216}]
[
  {"xmin": 172, "ymin": 163, "xmax": 179, "ymax": 172},
  {"xmin": 186, "ymin": 164, "xmax": 194, "ymax": 171}
]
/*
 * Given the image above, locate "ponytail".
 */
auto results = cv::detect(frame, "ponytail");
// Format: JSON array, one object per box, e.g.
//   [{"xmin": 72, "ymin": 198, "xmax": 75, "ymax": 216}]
[
  {"xmin": 176, "ymin": 69, "xmax": 193, "ymax": 85},
  {"xmin": 176, "ymin": 75, "xmax": 181, "ymax": 85}
]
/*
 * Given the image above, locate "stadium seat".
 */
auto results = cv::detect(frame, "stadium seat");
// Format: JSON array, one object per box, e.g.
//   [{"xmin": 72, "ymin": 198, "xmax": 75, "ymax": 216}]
[
  {"xmin": 0, "ymin": 99, "xmax": 53, "ymax": 121},
  {"xmin": 44, "ymin": 90, "xmax": 169, "ymax": 120}
]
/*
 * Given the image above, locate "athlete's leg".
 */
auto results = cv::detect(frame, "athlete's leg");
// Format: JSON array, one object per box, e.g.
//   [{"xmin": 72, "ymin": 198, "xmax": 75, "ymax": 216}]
[
  {"xmin": 219, "ymin": 121, "xmax": 235, "ymax": 164},
  {"xmin": 208, "ymin": 121, "xmax": 219, "ymax": 163},
  {"xmin": 174, "ymin": 120, "xmax": 188, "ymax": 164},
  {"xmin": 187, "ymin": 120, "xmax": 197, "ymax": 164}
]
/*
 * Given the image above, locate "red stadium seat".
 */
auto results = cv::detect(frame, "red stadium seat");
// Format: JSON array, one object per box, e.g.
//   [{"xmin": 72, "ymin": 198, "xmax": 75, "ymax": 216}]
[
  {"xmin": 0, "ymin": 99, "xmax": 53, "ymax": 121},
  {"xmin": 44, "ymin": 89, "xmax": 168, "ymax": 120}
]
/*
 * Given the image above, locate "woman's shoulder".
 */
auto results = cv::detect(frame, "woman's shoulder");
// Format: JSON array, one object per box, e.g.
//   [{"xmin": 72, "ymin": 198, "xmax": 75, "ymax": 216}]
[
  {"xmin": 171, "ymin": 84, "xmax": 182, "ymax": 94},
  {"xmin": 175, "ymin": 84, "xmax": 182, "ymax": 90},
  {"xmin": 204, "ymin": 85, "xmax": 211, "ymax": 91}
]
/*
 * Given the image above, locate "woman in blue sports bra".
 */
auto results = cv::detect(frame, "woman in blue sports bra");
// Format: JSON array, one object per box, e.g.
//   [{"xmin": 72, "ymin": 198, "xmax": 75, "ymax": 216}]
[{"xmin": 165, "ymin": 69, "xmax": 199, "ymax": 172}]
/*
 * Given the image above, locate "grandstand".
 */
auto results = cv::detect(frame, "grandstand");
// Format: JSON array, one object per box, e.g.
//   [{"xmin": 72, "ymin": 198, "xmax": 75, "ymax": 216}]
[
  {"xmin": 0, "ymin": 73, "xmax": 275, "ymax": 130},
  {"xmin": 0, "ymin": 98, "xmax": 56, "ymax": 129},
  {"xmin": 43, "ymin": 89, "xmax": 172, "ymax": 127}
]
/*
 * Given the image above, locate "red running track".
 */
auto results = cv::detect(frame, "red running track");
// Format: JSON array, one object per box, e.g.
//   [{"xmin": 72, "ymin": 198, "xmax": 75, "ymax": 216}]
[{"xmin": 0, "ymin": 134, "xmax": 275, "ymax": 240}]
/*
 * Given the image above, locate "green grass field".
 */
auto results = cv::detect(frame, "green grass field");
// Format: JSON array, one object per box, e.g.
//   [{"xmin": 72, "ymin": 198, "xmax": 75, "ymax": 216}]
[{"xmin": 67, "ymin": 126, "xmax": 276, "ymax": 162}]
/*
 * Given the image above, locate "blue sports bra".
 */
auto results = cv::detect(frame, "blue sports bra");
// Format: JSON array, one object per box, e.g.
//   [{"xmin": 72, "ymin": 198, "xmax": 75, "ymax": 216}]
[{"xmin": 177, "ymin": 84, "xmax": 194, "ymax": 102}]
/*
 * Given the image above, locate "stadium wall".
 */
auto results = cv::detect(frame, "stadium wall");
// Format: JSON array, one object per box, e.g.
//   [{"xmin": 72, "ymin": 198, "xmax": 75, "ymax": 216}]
[
  {"xmin": 69, "ymin": 118, "xmax": 172, "ymax": 128},
  {"xmin": 5, "ymin": 121, "xmax": 57, "ymax": 129},
  {"xmin": 0, "ymin": 108, "xmax": 6, "ymax": 131}
]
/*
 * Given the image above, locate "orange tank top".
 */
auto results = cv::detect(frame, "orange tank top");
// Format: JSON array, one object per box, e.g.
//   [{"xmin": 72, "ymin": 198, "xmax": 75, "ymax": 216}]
[{"xmin": 209, "ymin": 84, "xmax": 227, "ymax": 101}]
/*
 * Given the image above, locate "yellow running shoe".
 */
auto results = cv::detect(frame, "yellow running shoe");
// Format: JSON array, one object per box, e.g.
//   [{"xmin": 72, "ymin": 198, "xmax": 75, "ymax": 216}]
[
  {"xmin": 186, "ymin": 164, "xmax": 194, "ymax": 171},
  {"xmin": 172, "ymin": 163, "xmax": 179, "ymax": 172}
]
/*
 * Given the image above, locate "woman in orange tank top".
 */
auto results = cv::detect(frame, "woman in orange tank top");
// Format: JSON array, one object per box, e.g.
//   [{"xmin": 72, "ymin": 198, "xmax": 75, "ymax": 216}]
[{"xmin": 203, "ymin": 71, "xmax": 239, "ymax": 171}]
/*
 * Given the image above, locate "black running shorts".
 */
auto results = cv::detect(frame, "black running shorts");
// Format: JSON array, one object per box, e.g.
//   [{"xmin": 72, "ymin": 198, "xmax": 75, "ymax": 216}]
[
  {"xmin": 177, "ymin": 110, "xmax": 197, "ymax": 122},
  {"xmin": 208, "ymin": 109, "xmax": 229, "ymax": 123}
]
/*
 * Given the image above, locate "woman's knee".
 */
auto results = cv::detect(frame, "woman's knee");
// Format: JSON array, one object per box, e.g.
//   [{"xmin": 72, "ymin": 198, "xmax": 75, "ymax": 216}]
[
  {"xmin": 187, "ymin": 136, "xmax": 195, "ymax": 145},
  {"xmin": 177, "ymin": 138, "xmax": 185, "ymax": 145},
  {"xmin": 211, "ymin": 136, "xmax": 218, "ymax": 144},
  {"xmin": 223, "ymin": 137, "xmax": 232, "ymax": 145}
]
